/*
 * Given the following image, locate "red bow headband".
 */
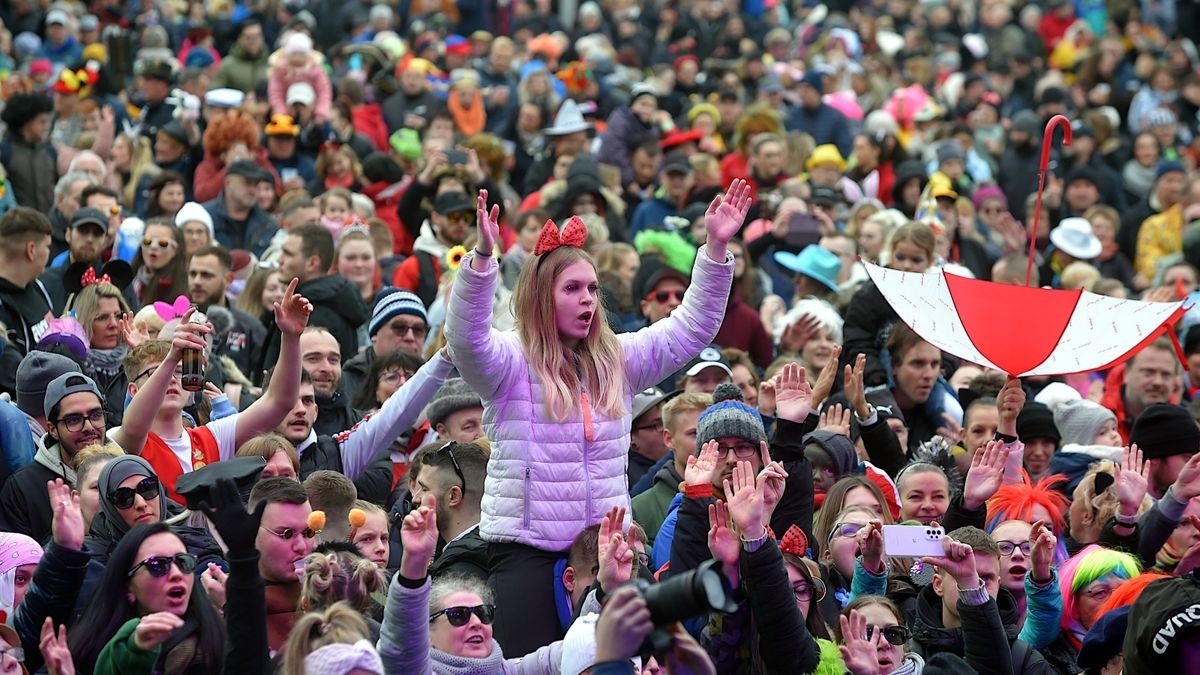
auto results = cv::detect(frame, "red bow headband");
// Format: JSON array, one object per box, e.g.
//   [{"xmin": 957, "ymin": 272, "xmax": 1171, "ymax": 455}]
[
  {"xmin": 534, "ymin": 216, "xmax": 587, "ymax": 256},
  {"xmin": 80, "ymin": 267, "xmax": 111, "ymax": 287},
  {"xmin": 780, "ymin": 525, "xmax": 809, "ymax": 558}
]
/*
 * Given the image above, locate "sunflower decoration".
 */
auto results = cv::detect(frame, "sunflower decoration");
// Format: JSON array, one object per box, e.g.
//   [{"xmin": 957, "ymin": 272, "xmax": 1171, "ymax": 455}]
[{"xmin": 447, "ymin": 245, "xmax": 468, "ymax": 271}]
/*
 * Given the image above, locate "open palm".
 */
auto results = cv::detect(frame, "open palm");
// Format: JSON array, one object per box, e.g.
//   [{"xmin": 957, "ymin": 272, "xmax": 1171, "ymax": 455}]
[
  {"xmin": 774, "ymin": 362, "xmax": 812, "ymax": 422},
  {"xmin": 705, "ymin": 179, "xmax": 753, "ymax": 245},
  {"xmin": 476, "ymin": 189, "xmax": 500, "ymax": 255}
]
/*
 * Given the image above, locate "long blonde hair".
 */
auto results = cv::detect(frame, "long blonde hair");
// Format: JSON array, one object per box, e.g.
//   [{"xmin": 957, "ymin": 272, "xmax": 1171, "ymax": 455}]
[
  {"xmin": 512, "ymin": 245, "xmax": 626, "ymax": 422},
  {"xmin": 280, "ymin": 602, "xmax": 372, "ymax": 675},
  {"xmin": 68, "ymin": 282, "xmax": 130, "ymax": 344},
  {"xmin": 119, "ymin": 134, "xmax": 161, "ymax": 208}
]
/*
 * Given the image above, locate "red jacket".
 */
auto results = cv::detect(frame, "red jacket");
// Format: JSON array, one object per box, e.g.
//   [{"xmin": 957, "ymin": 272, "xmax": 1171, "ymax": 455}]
[
  {"xmin": 362, "ymin": 177, "xmax": 413, "ymax": 255},
  {"xmin": 713, "ymin": 290, "xmax": 774, "ymax": 369},
  {"xmin": 352, "ymin": 102, "xmax": 390, "ymax": 152},
  {"xmin": 192, "ymin": 147, "xmax": 281, "ymax": 203}
]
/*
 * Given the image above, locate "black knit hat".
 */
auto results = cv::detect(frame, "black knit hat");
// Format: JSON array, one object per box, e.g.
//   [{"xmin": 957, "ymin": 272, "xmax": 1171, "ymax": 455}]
[
  {"xmin": 1131, "ymin": 403, "xmax": 1200, "ymax": 460},
  {"xmin": 1, "ymin": 93, "xmax": 52, "ymax": 132},
  {"xmin": 1016, "ymin": 402, "xmax": 1060, "ymax": 445}
]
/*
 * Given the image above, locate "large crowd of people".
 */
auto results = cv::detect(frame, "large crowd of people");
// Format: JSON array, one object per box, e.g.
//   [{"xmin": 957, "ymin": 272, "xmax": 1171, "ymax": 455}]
[{"xmin": 1, "ymin": 0, "xmax": 1200, "ymax": 672}]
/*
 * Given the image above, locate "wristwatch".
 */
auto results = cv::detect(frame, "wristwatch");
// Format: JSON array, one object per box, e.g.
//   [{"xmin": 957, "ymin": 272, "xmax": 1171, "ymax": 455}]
[{"xmin": 741, "ymin": 529, "xmax": 771, "ymax": 553}]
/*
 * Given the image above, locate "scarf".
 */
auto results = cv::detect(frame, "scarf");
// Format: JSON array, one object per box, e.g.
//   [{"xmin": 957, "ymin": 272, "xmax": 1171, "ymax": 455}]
[
  {"xmin": 891, "ymin": 652, "xmax": 926, "ymax": 675},
  {"xmin": 1122, "ymin": 161, "xmax": 1157, "ymax": 201},
  {"xmin": 429, "ymin": 642, "xmax": 506, "ymax": 675},
  {"xmin": 87, "ymin": 344, "xmax": 129, "ymax": 376},
  {"xmin": 447, "ymin": 90, "xmax": 486, "ymax": 137}
]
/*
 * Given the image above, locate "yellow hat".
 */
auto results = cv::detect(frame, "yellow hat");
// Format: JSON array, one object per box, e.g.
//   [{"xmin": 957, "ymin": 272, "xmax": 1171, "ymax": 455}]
[
  {"xmin": 687, "ymin": 102, "xmax": 721, "ymax": 127},
  {"xmin": 806, "ymin": 144, "xmax": 847, "ymax": 172},
  {"xmin": 929, "ymin": 172, "xmax": 958, "ymax": 200},
  {"xmin": 264, "ymin": 114, "xmax": 300, "ymax": 137},
  {"xmin": 82, "ymin": 43, "xmax": 108, "ymax": 63}
]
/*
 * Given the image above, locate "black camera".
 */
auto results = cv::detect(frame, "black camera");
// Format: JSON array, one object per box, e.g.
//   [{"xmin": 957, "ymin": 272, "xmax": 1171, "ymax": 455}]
[{"xmin": 629, "ymin": 559, "xmax": 736, "ymax": 654}]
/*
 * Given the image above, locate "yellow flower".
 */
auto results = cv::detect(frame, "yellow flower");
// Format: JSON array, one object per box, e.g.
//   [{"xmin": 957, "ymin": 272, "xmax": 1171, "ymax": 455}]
[{"xmin": 447, "ymin": 245, "xmax": 468, "ymax": 271}]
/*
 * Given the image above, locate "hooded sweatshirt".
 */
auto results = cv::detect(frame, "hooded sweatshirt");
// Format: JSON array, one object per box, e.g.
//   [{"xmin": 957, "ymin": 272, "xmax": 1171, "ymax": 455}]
[
  {"xmin": 262, "ymin": 273, "xmax": 368, "ymax": 367},
  {"xmin": 909, "ymin": 583, "xmax": 1052, "ymax": 675},
  {"xmin": 0, "ymin": 440, "xmax": 76, "ymax": 542}
]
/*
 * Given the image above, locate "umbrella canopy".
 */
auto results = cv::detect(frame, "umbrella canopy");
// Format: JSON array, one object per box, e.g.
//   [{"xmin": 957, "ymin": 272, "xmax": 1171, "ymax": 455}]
[{"xmin": 863, "ymin": 262, "xmax": 1186, "ymax": 377}]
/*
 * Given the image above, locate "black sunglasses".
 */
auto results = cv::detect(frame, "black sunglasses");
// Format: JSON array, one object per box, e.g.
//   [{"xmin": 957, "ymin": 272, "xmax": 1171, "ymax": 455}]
[
  {"xmin": 127, "ymin": 552, "xmax": 198, "ymax": 578},
  {"xmin": 108, "ymin": 476, "xmax": 160, "ymax": 510},
  {"xmin": 260, "ymin": 525, "xmax": 320, "ymax": 541},
  {"xmin": 645, "ymin": 289, "xmax": 685, "ymax": 304},
  {"xmin": 438, "ymin": 441, "xmax": 466, "ymax": 491},
  {"xmin": 430, "ymin": 604, "xmax": 495, "ymax": 627},
  {"xmin": 867, "ymin": 624, "xmax": 912, "ymax": 646}
]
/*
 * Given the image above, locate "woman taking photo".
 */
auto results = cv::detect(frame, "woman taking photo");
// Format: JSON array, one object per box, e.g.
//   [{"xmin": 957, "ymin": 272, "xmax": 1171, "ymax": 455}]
[{"xmin": 445, "ymin": 182, "xmax": 750, "ymax": 652}]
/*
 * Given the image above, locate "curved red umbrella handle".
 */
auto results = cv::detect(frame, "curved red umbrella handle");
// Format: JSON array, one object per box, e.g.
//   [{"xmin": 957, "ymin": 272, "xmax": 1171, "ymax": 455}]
[{"xmin": 1025, "ymin": 114, "xmax": 1073, "ymax": 287}]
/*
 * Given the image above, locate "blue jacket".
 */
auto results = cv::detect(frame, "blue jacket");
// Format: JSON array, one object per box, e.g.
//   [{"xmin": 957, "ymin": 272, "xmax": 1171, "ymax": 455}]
[
  {"xmin": 628, "ymin": 195, "xmax": 680, "ymax": 239},
  {"xmin": 0, "ymin": 400, "xmax": 34, "ymax": 474},
  {"xmin": 203, "ymin": 194, "xmax": 279, "ymax": 257},
  {"xmin": 785, "ymin": 103, "xmax": 854, "ymax": 157}
]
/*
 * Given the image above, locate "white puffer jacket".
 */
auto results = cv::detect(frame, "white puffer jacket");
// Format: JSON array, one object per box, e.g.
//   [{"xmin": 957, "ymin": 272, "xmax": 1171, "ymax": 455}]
[{"xmin": 445, "ymin": 247, "xmax": 733, "ymax": 551}]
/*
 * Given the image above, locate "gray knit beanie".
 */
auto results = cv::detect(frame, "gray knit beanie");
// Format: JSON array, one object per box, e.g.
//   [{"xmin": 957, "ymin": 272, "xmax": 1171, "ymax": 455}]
[
  {"xmin": 696, "ymin": 400, "xmax": 767, "ymax": 448},
  {"xmin": 423, "ymin": 378, "xmax": 483, "ymax": 427},
  {"xmin": 16, "ymin": 352, "xmax": 81, "ymax": 419},
  {"xmin": 1052, "ymin": 399, "xmax": 1115, "ymax": 446}
]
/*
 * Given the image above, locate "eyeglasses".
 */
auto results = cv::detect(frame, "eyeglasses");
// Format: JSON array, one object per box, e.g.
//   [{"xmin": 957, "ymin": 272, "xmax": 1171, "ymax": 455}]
[
  {"xmin": 634, "ymin": 418, "xmax": 663, "ymax": 433},
  {"xmin": 127, "ymin": 552, "xmax": 198, "ymax": 578},
  {"xmin": 0, "ymin": 645, "xmax": 24, "ymax": 662},
  {"xmin": 716, "ymin": 442, "xmax": 758, "ymax": 459},
  {"xmin": 866, "ymin": 624, "xmax": 911, "ymax": 646},
  {"xmin": 792, "ymin": 578, "xmax": 828, "ymax": 602},
  {"xmin": 142, "ymin": 237, "xmax": 176, "ymax": 249},
  {"xmin": 438, "ymin": 441, "xmax": 466, "ymax": 491},
  {"xmin": 645, "ymin": 289, "xmax": 686, "ymax": 304},
  {"xmin": 388, "ymin": 321, "xmax": 427, "ymax": 338},
  {"xmin": 446, "ymin": 211, "xmax": 476, "ymax": 224},
  {"xmin": 261, "ymin": 525, "xmax": 321, "ymax": 540},
  {"xmin": 831, "ymin": 522, "xmax": 866, "ymax": 541},
  {"xmin": 429, "ymin": 604, "xmax": 495, "ymax": 627},
  {"xmin": 379, "ymin": 370, "xmax": 411, "ymax": 385},
  {"xmin": 108, "ymin": 476, "xmax": 160, "ymax": 509},
  {"xmin": 133, "ymin": 364, "xmax": 184, "ymax": 384},
  {"xmin": 996, "ymin": 540, "xmax": 1032, "ymax": 557},
  {"xmin": 55, "ymin": 409, "xmax": 106, "ymax": 433},
  {"xmin": 1081, "ymin": 585, "xmax": 1115, "ymax": 602}
]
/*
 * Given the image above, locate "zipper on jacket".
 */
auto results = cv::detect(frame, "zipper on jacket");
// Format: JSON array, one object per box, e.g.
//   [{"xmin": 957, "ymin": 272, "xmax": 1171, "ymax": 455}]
[
  {"xmin": 522, "ymin": 466, "xmax": 531, "ymax": 529},
  {"xmin": 580, "ymin": 393, "xmax": 594, "ymax": 520}
]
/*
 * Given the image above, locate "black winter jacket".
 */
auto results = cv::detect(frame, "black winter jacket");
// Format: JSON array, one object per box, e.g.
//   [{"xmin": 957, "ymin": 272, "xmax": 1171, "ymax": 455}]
[
  {"xmin": 300, "ymin": 434, "xmax": 394, "ymax": 506},
  {"xmin": 262, "ymin": 274, "xmax": 368, "ymax": 367},
  {"xmin": 910, "ymin": 583, "xmax": 1052, "ymax": 675},
  {"xmin": 429, "ymin": 526, "xmax": 489, "ymax": 582}
]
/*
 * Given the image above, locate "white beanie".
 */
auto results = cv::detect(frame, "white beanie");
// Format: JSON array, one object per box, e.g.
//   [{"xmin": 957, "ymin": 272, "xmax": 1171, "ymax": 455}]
[
  {"xmin": 1053, "ymin": 399, "xmax": 1116, "ymax": 447},
  {"xmin": 175, "ymin": 201, "xmax": 214, "ymax": 238}
]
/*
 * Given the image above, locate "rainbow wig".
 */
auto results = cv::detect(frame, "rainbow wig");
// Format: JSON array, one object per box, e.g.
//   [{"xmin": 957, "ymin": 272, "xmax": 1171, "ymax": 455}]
[
  {"xmin": 985, "ymin": 474, "xmax": 1070, "ymax": 536},
  {"xmin": 1058, "ymin": 545, "xmax": 1141, "ymax": 646}
]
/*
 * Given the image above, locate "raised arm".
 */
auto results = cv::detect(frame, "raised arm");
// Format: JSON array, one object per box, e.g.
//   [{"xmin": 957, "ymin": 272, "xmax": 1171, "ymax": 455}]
[
  {"xmin": 235, "ymin": 278, "xmax": 312, "ymax": 446},
  {"xmin": 338, "ymin": 350, "xmax": 454, "ymax": 478},
  {"xmin": 113, "ymin": 308, "xmax": 210, "ymax": 455},
  {"xmin": 379, "ymin": 494, "xmax": 439, "ymax": 675}
]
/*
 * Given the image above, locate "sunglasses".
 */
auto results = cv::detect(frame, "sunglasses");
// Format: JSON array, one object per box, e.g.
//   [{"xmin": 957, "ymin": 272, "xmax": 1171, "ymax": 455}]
[
  {"xmin": 429, "ymin": 604, "xmax": 495, "ymax": 627},
  {"xmin": 866, "ymin": 624, "xmax": 911, "ymax": 646},
  {"xmin": 127, "ymin": 552, "xmax": 198, "ymax": 578},
  {"xmin": 437, "ymin": 441, "xmax": 466, "ymax": 491},
  {"xmin": 260, "ymin": 525, "xmax": 320, "ymax": 541},
  {"xmin": 142, "ymin": 237, "xmax": 176, "ymax": 249},
  {"xmin": 645, "ymin": 289, "xmax": 685, "ymax": 304},
  {"xmin": 108, "ymin": 476, "xmax": 160, "ymax": 509}
]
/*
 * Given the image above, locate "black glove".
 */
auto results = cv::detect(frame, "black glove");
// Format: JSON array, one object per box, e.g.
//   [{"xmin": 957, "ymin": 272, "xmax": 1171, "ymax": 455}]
[{"xmin": 196, "ymin": 477, "xmax": 266, "ymax": 555}]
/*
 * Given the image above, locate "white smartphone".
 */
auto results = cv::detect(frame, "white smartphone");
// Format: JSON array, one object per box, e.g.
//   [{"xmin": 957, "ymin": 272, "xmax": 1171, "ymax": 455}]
[{"xmin": 882, "ymin": 525, "xmax": 946, "ymax": 558}]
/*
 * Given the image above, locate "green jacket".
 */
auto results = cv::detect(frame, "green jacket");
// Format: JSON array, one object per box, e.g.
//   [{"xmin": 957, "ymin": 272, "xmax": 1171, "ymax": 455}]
[
  {"xmin": 212, "ymin": 45, "xmax": 270, "ymax": 93},
  {"xmin": 94, "ymin": 618, "xmax": 160, "ymax": 675},
  {"xmin": 631, "ymin": 460, "xmax": 683, "ymax": 548}
]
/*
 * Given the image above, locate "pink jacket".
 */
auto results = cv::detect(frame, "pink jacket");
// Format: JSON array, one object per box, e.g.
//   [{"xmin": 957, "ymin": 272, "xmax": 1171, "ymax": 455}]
[{"xmin": 267, "ymin": 59, "xmax": 332, "ymax": 119}]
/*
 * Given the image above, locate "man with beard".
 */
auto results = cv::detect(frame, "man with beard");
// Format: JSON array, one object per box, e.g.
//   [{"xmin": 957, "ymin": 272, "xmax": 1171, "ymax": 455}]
[
  {"xmin": 113, "ymin": 281, "xmax": 309, "ymax": 502},
  {"xmin": 39, "ymin": 208, "xmax": 109, "ymax": 312},
  {"xmin": 273, "ymin": 351, "xmax": 453, "ymax": 504},
  {"xmin": 187, "ymin": 245, "xmax": 265, "ymax": 382},
  {"xmin": 1101, "ymin": 337, "xmax": 1178, "ymax": 444},
  {"xmin": 296, "ymin": 328, "xmax": 359, "ymax": 437},
  {"xmin": 391, "ymin": 191, "xmax": 475, "ymax": 306},
  {"xmin": 411, "ymin": 440, "xmax": 490, "ymax": 581},
  {"xmin": 0, "ymin": 373, "xmax": 107, "ymax": 542}
]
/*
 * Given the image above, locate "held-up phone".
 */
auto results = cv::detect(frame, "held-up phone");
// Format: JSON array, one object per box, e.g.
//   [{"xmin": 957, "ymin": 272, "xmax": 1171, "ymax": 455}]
[
  {"xmin": 882, "ymin": 525, "xmax": 946, "ymax": 558},
  {"xmin": 785, "ymin": 212, "xmax": 822, "ymax": 247},
  {"xmin": 445, "ymin": 149, "xmax": 468, "ymax": 166}
]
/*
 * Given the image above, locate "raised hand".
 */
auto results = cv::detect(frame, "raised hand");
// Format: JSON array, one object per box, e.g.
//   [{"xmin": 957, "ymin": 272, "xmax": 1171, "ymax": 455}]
[
  {"xmin": 774, "ymin": 361, "xmax": 813, "ymax": 423},
  {"xmin": 133, "ymin": 611, "xmax": 185, "ymax": 651},
  {"xmin": 921, "ymin": 535, "xmax": 980, "ymax": 589},
  {"xmin": 757, "ymin": 378, "xmax": 777, "ymax": 417},
  {"xmin": 120, "ymin": 311, "xmax": 151, "ymax": 349},
  {"xmin": 704, "ymin": 179, "xmax": 753, "ymax": 250},
  {"xmin": 48, "ymin": 479, "xmax": 84, "ymax": 551},
  {"xmin": 757, "ymin": 441, "xmax": 788, "ymax": 524},
  {"xmin": 962, "ymin": 439, "xmax": 1010, "ymax": 511},
  {"xmin": 685, "ymin": 440, "xmax": 720, "ymax": 488},
  {"xmin": 839, "ymin": 610, "xmax": 882, "ymax": 675},
  {"xmin": 936, "ymin": 412, "xmax": 964, "ymax": 447},
  {"xmin": 779, "ymin": 314, "xmax": 823, "ymax": 354},
  {"xmin": 273, "ymin": 277, "xmax": 313, "ymax": 336},
  {"xmin": 40, "ymin": 618, "xmax": 75, "ymax": 675},
  {"xmin": 856, "ymin": 520, "xmax": 886, "ymax": 574},
  {"xmin": 475, "ymin": 189, "xmax": 501, "ymax": 259},
  {"xmin": 399, "ymin": 493, "xmax": 439, "ymax": 579},
  {"xmin": 725, "ymin": 460, "xmax": 765, "ymax": 540},
  {"xmin": 594, "ymin": 586, "xmax": 653, "ymax": 663},
  {"xmin": 597, "ymin": 506, "xmax": 634, "ymax": 592},
  {"xmin": 200, "ymin": 562, "xmax": 228, "ymax": 612},
  {"xmin": 196, "ymin": 477, "xmax": 266, "ymax": 555},
  {"xmin": 707, "ymin": 500, "xmax": 740, "ymax": 588},
  {"xmin": 811, "ymin": 344, "xmax": 843, "ymax": 408},
  {"xmin": 168, "ymin": 306, "xmax": 209, "ymax": 361},
  {"xmin": 997, "ymin": 377, "xmax": 1025, "ymax": 436},
  {"xmin": 1029, "ymin": 520, "xmax": 1056, "ymax": 581},
  {"xmin": 844, "ymin": 353, "xmax": 870, "ymax": 418},
  {"xmin": 818, "ymin": 403, "xmax": 852, "ymax": 437},
  {"xmin": 1115, "ymin": 443, "xmax": 1150, "ymax": 518},
  {"xmin": 1171, "ymin": 452, "xmax": 1200, "ymax": 500}
]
